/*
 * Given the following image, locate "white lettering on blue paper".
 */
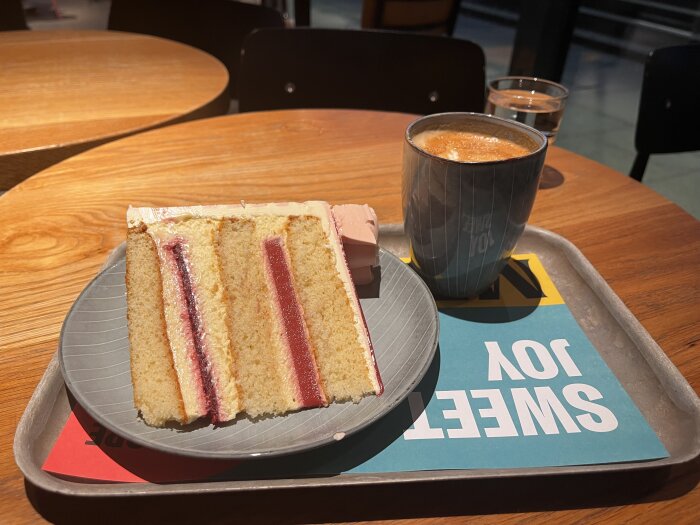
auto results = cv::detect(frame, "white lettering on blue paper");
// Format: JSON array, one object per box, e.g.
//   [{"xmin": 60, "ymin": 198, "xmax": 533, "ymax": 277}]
[
  {"xmin": 563, "ymin": 384, "xmax": 619, "ymax": 432},
  {"xmin": 512, "ymin": 386, "xmax": 581, "ymax": 435},
  {"xmin": 436, "ymin": 390, "xmax": 480, "ymax": 438}
]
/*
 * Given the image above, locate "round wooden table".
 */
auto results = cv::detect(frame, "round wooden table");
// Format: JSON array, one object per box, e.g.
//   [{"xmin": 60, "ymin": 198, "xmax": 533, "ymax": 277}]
[
  {"xmin": 0, "ymin": 30, "xmax": 229, "ymax": 190},
  {"xmin": 1, "ymin": 110, "xmax": 698, "ymax": 524}
]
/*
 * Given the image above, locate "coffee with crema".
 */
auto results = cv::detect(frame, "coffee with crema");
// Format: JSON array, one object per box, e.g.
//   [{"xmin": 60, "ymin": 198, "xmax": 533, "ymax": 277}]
[
  {"xmin": 403, "ymin": 113, "xmax": 547, "ymax": 299},
  {"xmin": 412, "ymin": 121, "xmax": 538, "ymax": 162}
]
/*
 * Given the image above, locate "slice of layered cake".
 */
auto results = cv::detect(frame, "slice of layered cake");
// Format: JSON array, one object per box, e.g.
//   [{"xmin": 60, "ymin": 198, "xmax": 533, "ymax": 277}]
[{"xmin": 126, "ymin": 202, "xmax": 383, "ymax": 427}]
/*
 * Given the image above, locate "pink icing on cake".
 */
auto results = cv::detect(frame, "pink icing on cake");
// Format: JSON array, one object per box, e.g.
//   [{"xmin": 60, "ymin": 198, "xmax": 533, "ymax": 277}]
[{"xmin": 331, "ymin": 204, "xmax": 379, "ymax": 285}]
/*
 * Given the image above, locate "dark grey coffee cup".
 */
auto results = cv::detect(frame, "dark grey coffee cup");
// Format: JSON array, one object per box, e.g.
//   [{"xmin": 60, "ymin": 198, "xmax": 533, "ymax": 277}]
[{"xmin": 402, "ymin": 112, "xmax": 547, "ymax": 298}]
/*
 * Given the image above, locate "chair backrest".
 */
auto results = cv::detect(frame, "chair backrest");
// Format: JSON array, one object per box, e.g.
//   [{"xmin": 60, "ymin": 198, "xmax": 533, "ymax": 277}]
[
  {"xmin": 361, "ymin": 0, "xmax": 460, "ymax": 36},
  {"xmin": 239, "ymin": 28, "xmax": 485, "ymax": 114},
  {"xmin": 635, "ymin": 44, "xmax": 700, "ymax": 156},
  {"xmin": 108, "ymin": 0, "xmax": 285, "ymax": 98},
  {"xmin": 0, "ymin": 0, "xmax": 29, "ymax": 31}
]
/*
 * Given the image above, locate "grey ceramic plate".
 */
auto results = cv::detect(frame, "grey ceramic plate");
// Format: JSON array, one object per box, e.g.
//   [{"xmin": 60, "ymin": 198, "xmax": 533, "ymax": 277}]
[{"xmin": 58, "ymin": 248, "xmax": 439, "ymax": 459}]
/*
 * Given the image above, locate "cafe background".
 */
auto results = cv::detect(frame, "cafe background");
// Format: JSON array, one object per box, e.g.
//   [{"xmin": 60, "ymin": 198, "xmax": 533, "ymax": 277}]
[{"xmin": 19, "ymin": 0, "xmax": 700, "ymax": 219}]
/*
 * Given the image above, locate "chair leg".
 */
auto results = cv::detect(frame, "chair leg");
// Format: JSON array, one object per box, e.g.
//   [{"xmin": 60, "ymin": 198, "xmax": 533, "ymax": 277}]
[{"xmin": 630, "ymin": 152, "xmax": 649, "ymax": 182}]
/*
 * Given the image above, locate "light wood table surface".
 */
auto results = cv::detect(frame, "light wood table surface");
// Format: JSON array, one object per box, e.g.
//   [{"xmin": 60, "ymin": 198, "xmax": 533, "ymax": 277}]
[
  {"xmin": 0, "ymin": 30, "xmax": 229, "ymax": 190},
  {"xmin": 1, "ymin": 109, "xmax": 698, "ymax": 524}
]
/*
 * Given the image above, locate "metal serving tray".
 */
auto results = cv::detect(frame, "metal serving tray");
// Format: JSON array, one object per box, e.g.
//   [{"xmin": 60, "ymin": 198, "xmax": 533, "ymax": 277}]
[{"xmin": 14, "ymin": 225, "xmax": 700, "ymax": 497}]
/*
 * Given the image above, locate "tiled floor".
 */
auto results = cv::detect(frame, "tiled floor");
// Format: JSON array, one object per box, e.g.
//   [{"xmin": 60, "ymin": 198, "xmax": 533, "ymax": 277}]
[{"xmin": 22, "ymin": 0, "xmax": 700, "ymax": 218}]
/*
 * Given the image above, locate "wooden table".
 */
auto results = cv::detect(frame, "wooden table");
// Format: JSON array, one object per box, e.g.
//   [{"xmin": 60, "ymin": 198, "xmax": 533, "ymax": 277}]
[
  {"xmin": 1, "ymin": 110, "xmax": 698, "ymax": 524},
  {"xmin": 0, "ymin": 30, "xmax": 229, "ymax": 191}
]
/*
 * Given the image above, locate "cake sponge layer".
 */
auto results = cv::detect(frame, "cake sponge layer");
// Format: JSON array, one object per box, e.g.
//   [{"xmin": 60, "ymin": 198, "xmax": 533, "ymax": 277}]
[
  {"xmin": 287, "ymin": 216, "xmax": 380, "ymax": 401},
  {"xmin": 218, "ymin": 218, "xmax": 300, "ymax": 417},
  {"xmin": 126, "ymin": 230, "xmax": 187, "ymax": 426},
  {"xmin": 150, "ymin": 218, "xmax": 241, "ymax": 423}
]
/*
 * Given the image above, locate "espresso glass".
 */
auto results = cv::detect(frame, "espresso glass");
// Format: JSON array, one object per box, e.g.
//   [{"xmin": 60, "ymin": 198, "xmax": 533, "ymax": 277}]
[{"xmin": 402, "ymin": 113, "xmax": 547, "ymax": 299}]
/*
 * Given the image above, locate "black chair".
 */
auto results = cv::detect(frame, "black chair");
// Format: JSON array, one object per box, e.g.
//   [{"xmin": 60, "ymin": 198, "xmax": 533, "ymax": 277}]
[
  {"xmin": 0, "ymin": 0, "xmax": 29, "ymax": 31},
  {"xmin": 361, "ymin": 0, "xmax": 460, "ymax": 36},
  {"xmin": 238, "ymin": 28, "xmax": 485, "ymax": 114},
  {"xmin": 630, "ymin": 44, "xmax": 700, "ymax": 181},
  {"xmin": 108, "ymin": 0, "xmax": 285, "ymax": 98}
]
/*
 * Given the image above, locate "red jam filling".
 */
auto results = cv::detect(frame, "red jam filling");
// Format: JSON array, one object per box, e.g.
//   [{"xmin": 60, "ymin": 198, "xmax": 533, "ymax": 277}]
[
  {"xmin": 263, "ymin": 236, "xmax": 326, "ymax": 407},
  {"xmin": 165, "ymin": 240, "xmax": 222, "ymax": 423}
]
